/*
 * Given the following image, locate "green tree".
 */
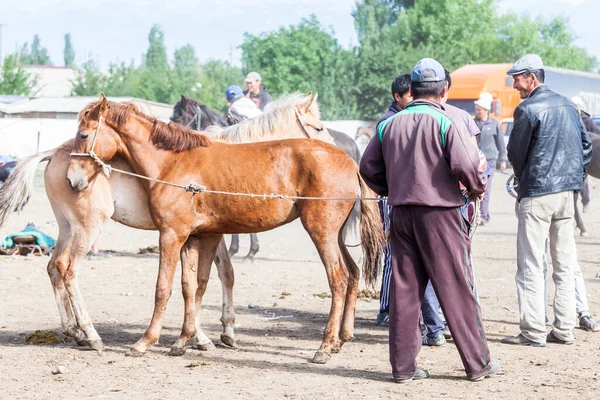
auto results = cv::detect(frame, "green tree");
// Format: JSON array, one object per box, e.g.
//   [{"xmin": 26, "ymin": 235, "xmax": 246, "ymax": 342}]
[
  {"xmin": 71, "ymin": 59, "xmax": 106, "ymax": 96},
  {"xmin": 0, "ymin": 55, "xmax": 36, "ymax": 95},
  {"xmin": 19, "ymin": 34, "xmax": 52, "ymax": 65},
  {"xmin": 104, "ymin": 61, "xmax": 141, "ymax": 97},
  {"xmin": 196, "ymin": 59, "xmax": 243, "ymax": 113},
  {"xmin": 241, "ymin": 15, "xmax": 357, "ymax": 120},
  {"xmin": 138, "ymin": 24, "xmax": 173, "ymax": 103},
  {"xmin": 64, "ymin": 33, "xmax": 76, "ymax": 67},
  {"xmin": 171, "ymin": 45, "xmax": 201, "ymax": 98}
]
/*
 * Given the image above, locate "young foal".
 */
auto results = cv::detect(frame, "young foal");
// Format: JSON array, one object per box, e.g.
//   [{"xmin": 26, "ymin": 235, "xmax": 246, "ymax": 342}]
[{"xmin": 66, "ymin": 95, "xmax": 384, "ymax": 363}]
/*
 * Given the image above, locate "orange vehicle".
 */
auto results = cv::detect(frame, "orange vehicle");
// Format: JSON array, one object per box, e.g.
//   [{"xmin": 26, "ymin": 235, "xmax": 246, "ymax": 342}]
[{"xmin": 447, "ymin": 63, "xmax": 600, "ymax": 126}]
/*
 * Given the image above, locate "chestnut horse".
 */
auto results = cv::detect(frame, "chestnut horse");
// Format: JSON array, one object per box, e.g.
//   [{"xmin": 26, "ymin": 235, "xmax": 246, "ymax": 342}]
[
  {"xmin": 0, "ymin": 93, "xmax": 338, "ymax": 355},
  {"xmin": 66, "ymin": 95, "xmax": 384, "ymax": 363}
]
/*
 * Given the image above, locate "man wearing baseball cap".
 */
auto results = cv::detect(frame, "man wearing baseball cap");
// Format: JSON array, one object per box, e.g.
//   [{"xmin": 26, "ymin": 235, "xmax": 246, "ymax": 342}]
[
  {"xmin": 502, "ymin": 54, "xmax": 592, "ymax": 347},
  {"xmin": 360, "ymin": 57, "xmax": 498, "ymax": 383},
  {"xmin": 243, "ymin": 71, "xmax": 273, "ymax": 111}
]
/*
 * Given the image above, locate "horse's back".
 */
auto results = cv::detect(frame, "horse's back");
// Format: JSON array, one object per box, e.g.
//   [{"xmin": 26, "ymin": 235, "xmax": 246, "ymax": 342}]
[{"xmin": 329, "ymin": 130, "xmax": 361, "ymax": 165}]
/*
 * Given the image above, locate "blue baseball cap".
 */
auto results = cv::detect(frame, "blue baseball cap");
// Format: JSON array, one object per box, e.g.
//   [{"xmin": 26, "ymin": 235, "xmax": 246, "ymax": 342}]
[
  {"xmin": 225, "ymin": 85, "xmax": 243, "ymax": 101},
  {"xmin": 411, "ymin": 58, "xmax": 445, "ymax": 83}
]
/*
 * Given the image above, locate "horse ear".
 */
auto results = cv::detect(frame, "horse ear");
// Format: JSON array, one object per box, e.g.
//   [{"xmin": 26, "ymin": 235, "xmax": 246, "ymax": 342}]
[
  {"xmin": 313, "ymin": 92, "xmax": 319, "ymax": 103},
  {"xmin": 299, "ymin": 92, "xmax": 316, "ymax": 113},
  {"xmin": 99, "ymin": 93, "xmax": 108, "ymax": 115},
  {"xmin": 180, "ymin": 95, "xmax": 187, "ymax": 104}
]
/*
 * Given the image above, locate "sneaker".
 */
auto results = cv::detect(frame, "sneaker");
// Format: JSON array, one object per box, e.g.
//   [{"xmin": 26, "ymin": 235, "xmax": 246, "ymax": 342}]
[
  {"xmin": 423, "ymin": 333, "xmax": 446, "ymax": 346},
  {"xmin": 469, "ymin": 359, "xmax": 501, "ymax": 382},
  {"xmin": 580, "ymin": 316, "xmax": 600, "ymax": 332},
  {"xmin": 376, "ymin": 312, "xmax": 389, "ymax": 326},
  {"xmin": 443, "ymin": 325, "xmax": 452, "ymax": 340},
  {"xmin": 547, "ymin": 331, "xmax": 573, "ymax": 345},
  {"xmin": 500, "ymin": 334, "xmax": 545, "ymax": 347},
  {"xmin": 394, "ymin": 368, "xmax": 429, "ymax": 383}
]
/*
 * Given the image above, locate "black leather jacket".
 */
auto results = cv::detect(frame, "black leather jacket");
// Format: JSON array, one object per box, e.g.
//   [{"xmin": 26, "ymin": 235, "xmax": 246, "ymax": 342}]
[{"xmin": 507, "ymin": 85, "xmax": 592, "ymax": 200}]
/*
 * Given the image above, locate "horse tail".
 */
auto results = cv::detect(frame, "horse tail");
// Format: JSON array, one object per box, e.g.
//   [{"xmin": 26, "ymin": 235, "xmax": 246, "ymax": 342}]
[
  {"xmin": 0, "ymin": 149, "xmax": 54, "ymax": 229},
  {"xmin": 357, "ymin": 173, "xmax": 385, "ymax": 288}
]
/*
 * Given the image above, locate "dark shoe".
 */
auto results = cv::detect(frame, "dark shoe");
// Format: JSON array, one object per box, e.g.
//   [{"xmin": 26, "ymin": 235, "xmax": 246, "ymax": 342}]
[
  {"xmin": 376, "ymin": 312, "xmax": 389, "ymax": 326},
  {"xmin": 579, "ymin": 316, "xmax": 600, "ymax": 332},
  {"xmin": 500, "ymin": 334, "xmax": 545, "ymax": 347},
  {"xmin": 469, "ymin": 359, "xmax": 501, "ymax": 382},
  {"xmin": 423, "ymin": 333, "xmax": 446, "ymax": 346},
  {"xmin": 394, "ymin": 368, "xmax": 429, "ymax": 383},
  {"xmin": 547, "ymin": 331, "xmax": 573, "ymax": 345}
]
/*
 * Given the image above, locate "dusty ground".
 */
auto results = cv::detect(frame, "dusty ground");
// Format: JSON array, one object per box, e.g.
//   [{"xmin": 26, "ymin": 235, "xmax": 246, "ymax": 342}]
[{"xmin": 1, "ymin": 169, "xmax": 600, "ymax": 400}]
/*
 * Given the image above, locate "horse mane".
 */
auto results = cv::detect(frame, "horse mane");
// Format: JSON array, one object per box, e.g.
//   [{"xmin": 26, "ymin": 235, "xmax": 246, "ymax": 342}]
[
  {"xmin": 204, "ymin": 93, "xmax": 319, "ymax": 143},
  {"xmin": 80, "ymin": 99, "xmax": 211, "ymax": 152}
]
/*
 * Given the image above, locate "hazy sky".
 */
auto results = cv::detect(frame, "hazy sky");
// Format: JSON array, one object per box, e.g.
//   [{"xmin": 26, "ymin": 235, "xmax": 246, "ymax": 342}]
[{"xmin": 1, "ymin": 0, "xmax": 598, "ymax": 70}]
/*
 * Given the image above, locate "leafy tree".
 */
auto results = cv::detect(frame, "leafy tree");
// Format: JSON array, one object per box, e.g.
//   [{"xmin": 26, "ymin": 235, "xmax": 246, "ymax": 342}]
[
  {"xmin": 138, "ymin": 24, "xmax": 173, "ymax": 103},
  {"xmin": 0, "ymin": 55, "xmax": 36, "ymax": 95},
  {"xmin": 241, "ymin": 15, "xmax": 357, "ymax": 120},
  {"xmin": 64, "ymin": 33, "xmax": 75, "ymax": 67},
  {"xmin": 71, "ymin": 59, "xmax": 106, "ymax": 96},
  {"xmin": 196, "ymin": 59, "xmax": 243, "ymax": 113},
  {"xmin": 19, "ymin": 34, "xmax": 52, "ymax": 65},
  {"xmin": 103, "ymin": 61, "xmax": 141, "ymax": 97},
  {"xmin": 171, "ymin": 45, "xmax": 201, "ymax": 99}
]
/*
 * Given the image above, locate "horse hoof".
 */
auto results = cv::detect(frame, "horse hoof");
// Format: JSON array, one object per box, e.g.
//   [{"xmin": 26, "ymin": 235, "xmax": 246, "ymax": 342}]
[
  {"xmin": 311, "ymin": 351, "xmax": 331, "ymax": 364},
  {"xmin": 242, "ymin": 255, "xmax": 254, "ymax": 263},
  {"xmin": 340, "ymin": 335, "xmax": 355, "ymax": 344},
  {"xmin": 87, "ymin": 339, "xmax": 104, "ymax": 352},
  {"xmin": 581, "ymin": 231, "xmax": 588, "ymax": 237},
  {"xmin": 196, "ymin": 341, "xmax": 216, "ymax": 351},
  {"xmin": 127, "ymin": 348, "xmax": 146, "ymax": 357},
  {"xmin": 168, "ymin": 347, "xmax": 186, "ymax": 357},
  {"xmin": 220, "ymin": 334, "xmax": 237, "ymax": 348},
  {"xmin": 228, "ymin": 249, "xmax": 239, "ymax": 257}
]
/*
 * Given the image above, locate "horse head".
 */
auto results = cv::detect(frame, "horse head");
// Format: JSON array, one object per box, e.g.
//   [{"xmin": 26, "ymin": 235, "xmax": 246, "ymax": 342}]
[{"xmin": 67, "ymin": 94, "xmax": 123, "ymax": 191}]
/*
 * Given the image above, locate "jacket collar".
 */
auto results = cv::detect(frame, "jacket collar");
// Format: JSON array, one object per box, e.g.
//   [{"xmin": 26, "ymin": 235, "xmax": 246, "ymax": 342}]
[
  {"xmin": 388, "ymin": 101, "xmax": 404, "ymax": 113},
  {"xmin": 527, "ymin": 84, "xmax": 548, "ymax": 99},
  {"xmin": 406, "ymin": 99, "xmax": 445, "ymax": 111}
]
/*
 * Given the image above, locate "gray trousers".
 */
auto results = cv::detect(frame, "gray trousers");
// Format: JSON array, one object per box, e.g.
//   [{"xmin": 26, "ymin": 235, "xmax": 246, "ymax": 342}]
[{"xmin": 516, "ymin": 191, "xmax": 577, "ymax": 343}]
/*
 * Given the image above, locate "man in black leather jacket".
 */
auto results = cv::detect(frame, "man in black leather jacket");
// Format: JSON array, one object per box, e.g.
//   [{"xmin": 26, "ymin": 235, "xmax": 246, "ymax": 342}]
[{"xmin": 502, "ymin": 54, "xmax": 592, "ymax": 348}]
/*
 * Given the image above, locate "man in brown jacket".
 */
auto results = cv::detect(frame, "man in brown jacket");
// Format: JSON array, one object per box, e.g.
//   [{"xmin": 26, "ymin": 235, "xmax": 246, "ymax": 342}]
[{"xmin": 360, "ymin": 58, "xmax": 499, "ymax": 383}]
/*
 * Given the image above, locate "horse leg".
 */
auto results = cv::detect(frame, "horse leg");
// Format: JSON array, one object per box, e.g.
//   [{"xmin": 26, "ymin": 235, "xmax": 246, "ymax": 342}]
[
  {"xmin": 228, "ymin": 234, "xmax": 240, "ymax": 257},
  {"xmin": 339, "ymin": 234, "xmax": 360, "ymax": 348},
  {"xmin": 245, "ymin": 233, "xmax": 260, "ymax": 261},
  {"xmin": 307, "ymin": 233, "xmax": 349, "ymax": 364},
  {"xmin": 215, "ymin": 238, "xmax": 236, "ymax": 347},
  {"xmin": 574, "ymin": 191, "xmax": 587, "ymax": 236},
  {"xmin": 192, "ymin": 235, "xmax": 225, "ymax": 351},
  {"xmin": 56, "ymin": 224, "xmax": 104, "ymax": 351},
  {"xmin": 130, "ymin": 229, "xmax": 186, "ymax": 356},
  {"xmin": 169, "ymin": 236, "xmax": 201, "ymax": 356}
]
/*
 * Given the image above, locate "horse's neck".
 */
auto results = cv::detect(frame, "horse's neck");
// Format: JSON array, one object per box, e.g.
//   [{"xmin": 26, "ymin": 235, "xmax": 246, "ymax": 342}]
[{"xmin": 118, "ymin": 117, "xmax": 169, "ymax": 182}]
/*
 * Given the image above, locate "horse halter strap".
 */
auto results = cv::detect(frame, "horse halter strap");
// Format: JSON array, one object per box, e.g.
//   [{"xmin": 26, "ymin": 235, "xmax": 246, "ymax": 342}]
[
  {"xmin": 185, "ymin": 106, "xmax": 202, "ymax": 130},
  {"xmin": 70, "ymin": 115, "xmax": 112, "ymax": 177},
  {"xmin": 293, "ymin": 106, "xmax": 314, "ymax": 139}
]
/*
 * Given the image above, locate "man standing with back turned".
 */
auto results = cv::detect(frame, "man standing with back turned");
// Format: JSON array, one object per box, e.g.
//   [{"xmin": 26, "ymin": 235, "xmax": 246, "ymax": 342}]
[
  {"xmin": 501, "ymin": 54, "xmax": 592, "ymax": 347},
  {"xmin": 360, "ymin": 58, "xmax": 499, "ymax": 383}
]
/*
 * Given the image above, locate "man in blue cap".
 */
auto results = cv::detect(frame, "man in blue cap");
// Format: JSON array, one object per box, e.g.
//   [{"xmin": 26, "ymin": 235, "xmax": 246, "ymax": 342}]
[
  {"xmin": 360, "ymin": 58, "xmax": 499, "ymax": 383},
  {"xmin": 502, "ymin": 54, "xmax": 592, "ymax": 347},
  {"xmin": 225, "ymin": 84, "xmax": 262, "ymax": 125}
]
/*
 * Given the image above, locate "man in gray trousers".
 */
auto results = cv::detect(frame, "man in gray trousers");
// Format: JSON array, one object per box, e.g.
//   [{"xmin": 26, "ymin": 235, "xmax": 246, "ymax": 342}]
[{"xmin": 501, "ymin": 54, "xmax": 592, "ymax": 347}]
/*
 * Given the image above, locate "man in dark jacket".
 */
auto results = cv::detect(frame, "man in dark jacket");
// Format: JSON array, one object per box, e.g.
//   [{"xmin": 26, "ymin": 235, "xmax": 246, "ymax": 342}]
[
  {"xmin": 473, "ymin": 92, "xmax": 507, "ymax": 223},
  {"xmin": 502, "ymin": 54, "xmax": 592, "ymax": 347},
  {"xmin": 376, "ymin": 74, "xmax": 412, "ymax": 130},
  {"xmin": 243, "ymin": 72, "xmax": 273, "ymax": 111},
  {"xmin": 360, "ymin": 57, "xmax": 499, "ymax": 383}
]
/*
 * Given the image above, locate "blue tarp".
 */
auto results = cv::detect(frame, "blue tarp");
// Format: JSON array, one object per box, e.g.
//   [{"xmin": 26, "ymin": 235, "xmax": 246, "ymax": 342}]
[{"xmin": 1, "ymin": 225, "xmax": 56, "ymax": 249}]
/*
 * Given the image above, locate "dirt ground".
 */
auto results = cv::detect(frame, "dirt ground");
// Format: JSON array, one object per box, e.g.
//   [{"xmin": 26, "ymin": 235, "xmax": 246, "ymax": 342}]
[{"xmin": 1, "ymin": 169, "xmax": 600, "ymax": 400}]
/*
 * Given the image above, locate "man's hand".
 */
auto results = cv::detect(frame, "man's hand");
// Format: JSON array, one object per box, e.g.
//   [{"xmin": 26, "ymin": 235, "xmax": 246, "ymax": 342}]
[{"xmin": 499, "ymin": 161, "xmax": 506, "ymax": 172}]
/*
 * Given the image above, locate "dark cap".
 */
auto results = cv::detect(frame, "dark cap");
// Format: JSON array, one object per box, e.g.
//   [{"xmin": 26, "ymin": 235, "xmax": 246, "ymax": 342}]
[{"xmin": 411, "ymin": 58, "xmax": 445, "ymax": 83}]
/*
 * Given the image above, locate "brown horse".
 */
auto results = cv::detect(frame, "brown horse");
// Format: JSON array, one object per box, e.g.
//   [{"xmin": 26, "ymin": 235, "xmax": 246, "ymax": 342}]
[
  {"xmin": 66, "ymin": 95, "xmax": 383, "ymax": 363},
  {"xmin": 0, "ymin": 93, "xmax": 339, "ymax": 355}
]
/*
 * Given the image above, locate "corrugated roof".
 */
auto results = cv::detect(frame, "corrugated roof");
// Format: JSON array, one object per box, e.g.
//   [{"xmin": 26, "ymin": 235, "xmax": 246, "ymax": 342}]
[{"xmin": 0, "ymin": 96, "xmax": 174, "ymax": 120}]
